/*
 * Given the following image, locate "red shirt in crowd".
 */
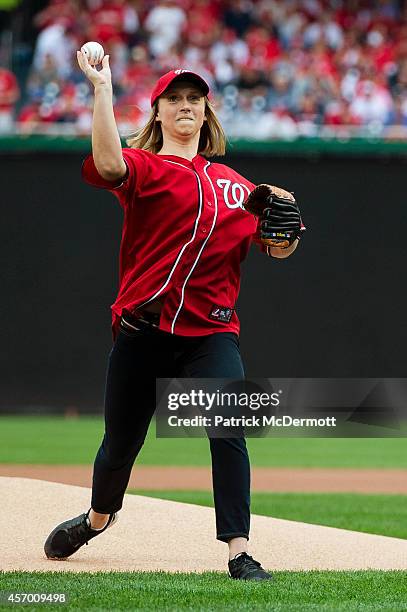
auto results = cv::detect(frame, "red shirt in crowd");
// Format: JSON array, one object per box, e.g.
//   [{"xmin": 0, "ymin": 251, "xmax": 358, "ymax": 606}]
[
  {"xmin": 0, "ymin": 68, "xmax": 20, "ymax": 111},
  {"xmin": 87, "ymin": 1, "xmax": 129, "ymax": 44},
  {"xmin": 82, "ymin": 148, "xmax": 267, "ymax": 339}
]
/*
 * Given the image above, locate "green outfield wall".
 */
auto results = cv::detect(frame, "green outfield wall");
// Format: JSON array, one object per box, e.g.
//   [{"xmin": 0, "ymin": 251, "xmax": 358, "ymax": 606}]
[{"xmin": 2, "ymin": 135, "xmax": 407, "ymax": 157}]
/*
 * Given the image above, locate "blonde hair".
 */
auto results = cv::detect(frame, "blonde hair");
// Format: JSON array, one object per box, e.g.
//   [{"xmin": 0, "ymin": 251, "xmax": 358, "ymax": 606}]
[{"xmin": 126, "ymin": 97, "xmax": 226, "ymax": 157}]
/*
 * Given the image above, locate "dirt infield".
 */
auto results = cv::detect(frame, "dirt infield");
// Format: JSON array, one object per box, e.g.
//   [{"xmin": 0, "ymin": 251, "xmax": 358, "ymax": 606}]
[
  {"xmin": 2, "ymin": 477, "xmax": 407, "ymax": 572},
  {"xmin": 0, "ymin": 464, "xmax": 406, "ymax": 493}
]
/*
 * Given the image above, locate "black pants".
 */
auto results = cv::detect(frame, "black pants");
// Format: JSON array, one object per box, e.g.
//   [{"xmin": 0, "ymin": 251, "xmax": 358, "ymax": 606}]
[{"xmin": 91, "ymin": 319, "xmax": 250, "ymax": 543}]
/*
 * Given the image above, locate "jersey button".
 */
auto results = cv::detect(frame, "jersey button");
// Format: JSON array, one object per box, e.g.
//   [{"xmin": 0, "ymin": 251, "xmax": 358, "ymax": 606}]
[
  {"xmin": 207, "ymin": 201, "xmax": 212, "ymax": 206},
  {"xmin": 202, "ymin": 228, "xmax": 207, "ymax": 233}
]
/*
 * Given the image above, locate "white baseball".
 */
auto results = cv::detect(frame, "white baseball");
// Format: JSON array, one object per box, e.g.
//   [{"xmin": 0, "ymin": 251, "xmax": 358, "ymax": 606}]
[{"xmin": 81, "ymin": 41, "xmax": 104, "ymax": 66}]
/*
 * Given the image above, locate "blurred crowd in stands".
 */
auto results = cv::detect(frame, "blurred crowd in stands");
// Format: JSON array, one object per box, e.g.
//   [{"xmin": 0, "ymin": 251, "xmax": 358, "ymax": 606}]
[{"xmin": 2, "ymin": 0, "xmax": 407, "ymax": 139}]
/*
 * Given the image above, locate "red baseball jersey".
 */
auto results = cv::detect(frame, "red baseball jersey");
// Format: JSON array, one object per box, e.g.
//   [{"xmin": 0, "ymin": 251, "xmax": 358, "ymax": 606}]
[{"xmin": 82, "ymin": 149, "xmax": 269, "ymax": 338}]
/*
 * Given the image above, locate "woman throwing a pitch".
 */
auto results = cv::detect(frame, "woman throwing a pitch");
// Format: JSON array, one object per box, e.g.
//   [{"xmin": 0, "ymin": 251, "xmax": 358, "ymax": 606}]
[{"xmin": 44, "ymin": 48, "xmax": 304, "ymax": 580}]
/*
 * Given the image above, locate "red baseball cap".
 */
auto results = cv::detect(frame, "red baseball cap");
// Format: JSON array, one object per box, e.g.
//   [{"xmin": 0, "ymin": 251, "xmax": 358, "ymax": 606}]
[{"xmin": 150, "ymin": 69, "xmax": 210, "ymax": 107}]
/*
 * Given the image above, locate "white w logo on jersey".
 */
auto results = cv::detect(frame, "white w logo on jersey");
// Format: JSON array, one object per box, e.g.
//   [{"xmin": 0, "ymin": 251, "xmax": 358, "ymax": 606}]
[{"xmin": 217, "ymin": 179, "xmax": 251, "ymax": 210}]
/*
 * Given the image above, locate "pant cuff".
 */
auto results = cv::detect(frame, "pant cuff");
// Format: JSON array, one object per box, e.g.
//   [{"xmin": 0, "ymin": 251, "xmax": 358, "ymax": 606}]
[
  {"xmin": 91, "ymin": 503, "xmax": 123, "ymax": 514},
  {"xmin": 217, "ymin": 532, "xmax": 249, "ymax": 543}
]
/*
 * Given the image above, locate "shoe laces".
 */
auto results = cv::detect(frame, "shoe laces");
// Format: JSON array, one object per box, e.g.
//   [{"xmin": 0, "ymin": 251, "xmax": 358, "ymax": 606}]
[
  {"xmin": 67, "ymin": 514, "xmax": 92, "ymax": 547},
  {"xmin": 232, "ymin": 552, "xmax": 262, "ymax": 568}
]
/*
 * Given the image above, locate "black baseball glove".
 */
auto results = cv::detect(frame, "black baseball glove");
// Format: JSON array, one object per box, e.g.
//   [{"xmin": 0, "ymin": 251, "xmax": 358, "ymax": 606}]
[{"xmin": 244, "ymin": 184, "xmax": 305, "ymax": 248}]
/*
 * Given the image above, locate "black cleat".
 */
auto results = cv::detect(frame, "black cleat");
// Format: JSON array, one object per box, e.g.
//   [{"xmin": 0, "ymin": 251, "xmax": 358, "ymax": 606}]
[
  {"xmin": 44, "ymin": 509, "xmax": 118, "ymax": 560},
  {"xmin": 228, "ymin": 552, "xmax": 273, "ymax": 581}
]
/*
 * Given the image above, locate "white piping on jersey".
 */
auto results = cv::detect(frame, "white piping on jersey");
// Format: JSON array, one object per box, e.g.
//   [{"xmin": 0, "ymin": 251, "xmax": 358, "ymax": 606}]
[
  {"xmin": 170, "ymin": 160, "xmax": 217, "ymax": 334},
  {"xmin": 163, "ymin": 160, "xmax": 191, "ymax": 171},
  {"xmin": 138, "ymin": 159, "xmax": 203, "ymax": 309}
]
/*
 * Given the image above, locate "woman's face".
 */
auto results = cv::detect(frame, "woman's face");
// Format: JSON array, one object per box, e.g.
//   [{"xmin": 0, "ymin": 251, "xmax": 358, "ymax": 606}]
[{"xmin": 156, "ymin": 81, "xmax": 206, "ymax": 141}]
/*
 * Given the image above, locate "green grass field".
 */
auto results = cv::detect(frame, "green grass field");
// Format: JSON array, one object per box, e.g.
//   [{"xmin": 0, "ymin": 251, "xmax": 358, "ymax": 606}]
[
  {"xmin": 1, "ymin": 416, "xmax": 406, "ymax": 610},
  {"xmin": 0, "ymin": 571, "xmax": 406, "ymax": 611},
  {"xmin": 1, "ymin": 416, "xmax": 406, "ymax": 467},
  {"xmin": 128, "ymin": 490, "xmax": 407, "ymax": 539}
]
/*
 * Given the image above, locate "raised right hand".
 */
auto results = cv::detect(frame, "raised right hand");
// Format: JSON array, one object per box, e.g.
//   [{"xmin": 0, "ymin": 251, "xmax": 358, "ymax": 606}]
[{"xmin": 76, "ymin": 50, "xmax": 112, "ymax": 88}]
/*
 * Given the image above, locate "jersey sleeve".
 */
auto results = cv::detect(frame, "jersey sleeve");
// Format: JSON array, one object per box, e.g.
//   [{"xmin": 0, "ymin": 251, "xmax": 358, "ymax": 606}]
[
  {"xmin": 216, "ymin": 164, "xmax": 268, "ymax": 253},
  {"xmin": 81, "ymin": 148, "xmax": 149, "ymax": 207}
]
